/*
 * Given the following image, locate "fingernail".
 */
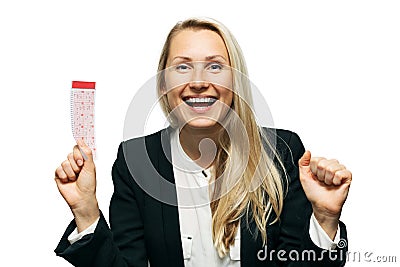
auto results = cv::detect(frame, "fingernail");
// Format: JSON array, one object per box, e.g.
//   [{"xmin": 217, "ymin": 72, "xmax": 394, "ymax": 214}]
[
  {"xmin": 77, "ymin": 160, "xmax": 83, "ymax": 166},
  {"xmin": 80, "ymin": 148, "xmax": 89, "ymax": 161}
]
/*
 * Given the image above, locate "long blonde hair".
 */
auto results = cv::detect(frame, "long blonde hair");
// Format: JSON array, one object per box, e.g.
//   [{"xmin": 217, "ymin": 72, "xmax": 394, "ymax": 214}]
[{"xmin": 157, "ymin": 17, "xmax": 287, "ymax": 257}]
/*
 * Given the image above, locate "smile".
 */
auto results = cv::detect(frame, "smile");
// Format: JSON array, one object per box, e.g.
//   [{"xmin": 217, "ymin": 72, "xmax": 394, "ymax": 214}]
[{"xmin": 182, "ymin": 96, "xmax": 218, "ymax": 113}]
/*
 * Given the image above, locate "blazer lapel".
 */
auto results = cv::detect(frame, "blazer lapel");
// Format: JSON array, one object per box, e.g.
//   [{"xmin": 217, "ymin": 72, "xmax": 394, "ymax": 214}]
[
  {"xmin": 155, "ymin": 127, "xmax": 185, "ymax": 267},
  {"xmin": 240, "ymin": 216, "xmax": 258, "ymax": 267}
]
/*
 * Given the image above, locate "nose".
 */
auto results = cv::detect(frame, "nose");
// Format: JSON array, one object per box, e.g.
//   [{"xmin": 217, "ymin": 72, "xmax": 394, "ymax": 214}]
[
  {"xmin": 188, "ymin": 66, "xmax": 210, "ymax": 90},
  {"xmin": 188, "ymin": 80, "xmax": 210, "ymax": 91}
]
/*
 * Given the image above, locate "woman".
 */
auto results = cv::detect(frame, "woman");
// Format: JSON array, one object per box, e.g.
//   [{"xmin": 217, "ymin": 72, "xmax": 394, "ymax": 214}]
[{"xmin": 54, "ymin": 18, "xmax": 352, "ymax": 266}]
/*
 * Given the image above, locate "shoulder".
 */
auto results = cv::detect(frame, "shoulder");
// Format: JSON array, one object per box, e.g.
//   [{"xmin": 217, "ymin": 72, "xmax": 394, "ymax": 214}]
[
  {"xmin": 118, "ymin": 127, "xmax": 169, "ymax": 159},
  {"xmin": 114, "ymin": 128, "xmax": 172, "ymax": 181},
  {"xmin": 274, "ymin": 128, "xmax": 300, "ymax": 144},
  {"xmin": 112, "ymin": 128, "xmax": 169, "ymax": 193},
  {"xmin": 261, "ymin": 127, "xmax": 305, "ymax": 162},
  {"xmin": 122, "ymin": 128, "xmax": 164, "ymax": 147}
]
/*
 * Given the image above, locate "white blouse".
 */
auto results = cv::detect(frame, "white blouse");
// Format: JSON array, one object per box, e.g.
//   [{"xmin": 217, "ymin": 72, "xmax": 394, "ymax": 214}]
[{"xmin": 170, "ymin": 129, "xmax": 240, "ymax": 267}]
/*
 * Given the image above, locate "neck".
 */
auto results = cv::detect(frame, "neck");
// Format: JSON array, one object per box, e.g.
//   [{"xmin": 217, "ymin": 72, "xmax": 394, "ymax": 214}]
[{"xmin": 179, "ymin": 124, "xmax": 223, "ymax": 169}]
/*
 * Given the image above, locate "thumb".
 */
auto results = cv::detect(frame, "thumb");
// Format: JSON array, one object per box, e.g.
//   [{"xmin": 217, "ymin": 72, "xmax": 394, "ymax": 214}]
[
  {"xmin": 299, "ymin": 150, "xmax": 311, "ymax": 168},
  {"xmin": 77, "ymin": 139, "xmax": 95, "ymax": 167}
]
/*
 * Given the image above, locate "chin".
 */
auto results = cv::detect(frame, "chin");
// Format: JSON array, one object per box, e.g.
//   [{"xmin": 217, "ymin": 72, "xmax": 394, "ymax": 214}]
[{"xmin": 184, "ymin": 118, "xmax": 219, "ymax": 129}]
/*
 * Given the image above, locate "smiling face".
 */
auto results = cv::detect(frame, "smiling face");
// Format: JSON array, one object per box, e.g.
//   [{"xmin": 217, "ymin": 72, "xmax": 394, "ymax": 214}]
[{"xmin": 163, "ymin": 29, "xmax": 234, "ymax": 129}]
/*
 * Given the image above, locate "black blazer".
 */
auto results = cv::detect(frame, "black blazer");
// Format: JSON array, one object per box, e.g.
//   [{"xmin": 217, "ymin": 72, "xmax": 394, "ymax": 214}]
[{"xmin": 55, "ymin": 127, "xmax": 348, "ymax": 267}]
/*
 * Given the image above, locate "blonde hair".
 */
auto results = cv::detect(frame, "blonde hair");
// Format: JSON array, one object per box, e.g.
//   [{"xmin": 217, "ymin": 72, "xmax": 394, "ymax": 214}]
[{"xmin": 156, "ymin": 17, "xmax": 287, "ymax": 257}]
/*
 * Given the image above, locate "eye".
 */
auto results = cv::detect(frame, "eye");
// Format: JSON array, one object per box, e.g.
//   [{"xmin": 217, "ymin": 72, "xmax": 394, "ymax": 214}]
[
  {"xmin": 206, "ymin": 62, "xmax": 223, "ymax": 73},
  {"xmin": 175, "ymin": 63, "xmax": 192, "ymax": 73}
]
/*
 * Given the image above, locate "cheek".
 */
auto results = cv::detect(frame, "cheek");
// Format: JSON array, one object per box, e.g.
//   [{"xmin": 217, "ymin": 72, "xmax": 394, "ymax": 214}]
[
  {"xmin": 166, "ymin": 90, "xmax": 181, "ymax": 109},
  {"xmin": 221, "ymin": 88, "xmax": 234, "ymax": 106},
  {"xmin": 166, "ymin": 94, "xmax": 174, "ymax": 108}
]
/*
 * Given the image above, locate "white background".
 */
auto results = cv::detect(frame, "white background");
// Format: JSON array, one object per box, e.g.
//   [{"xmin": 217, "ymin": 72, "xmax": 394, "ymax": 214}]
[{"xmin": 0, "ymin": 0, "xmax": 399, "ymax": 266}]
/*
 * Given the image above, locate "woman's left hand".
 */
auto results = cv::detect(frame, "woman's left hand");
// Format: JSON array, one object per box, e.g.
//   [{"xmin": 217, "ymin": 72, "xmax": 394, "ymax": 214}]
[{"xmin": 298, "ymin": 151, "xmax": 352, "ymax": 239}]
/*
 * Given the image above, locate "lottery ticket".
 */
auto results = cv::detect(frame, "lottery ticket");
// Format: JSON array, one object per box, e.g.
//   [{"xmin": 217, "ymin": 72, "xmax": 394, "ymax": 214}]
[{"xmin": 70, "ymin": 81, "xmax": 96, "ymax": 159}]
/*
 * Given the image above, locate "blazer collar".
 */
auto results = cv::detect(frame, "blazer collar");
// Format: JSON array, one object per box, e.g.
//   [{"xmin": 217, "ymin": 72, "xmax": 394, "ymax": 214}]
[{"xmin": 153, "ymin": 127, "xmax": 185, "ymax": 267}]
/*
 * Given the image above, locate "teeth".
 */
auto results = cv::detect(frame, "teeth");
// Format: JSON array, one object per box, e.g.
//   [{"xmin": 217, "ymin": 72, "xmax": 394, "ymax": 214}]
[{"xmin": 185, "ymin": 97, "xmax": 216, "ymax": 103}]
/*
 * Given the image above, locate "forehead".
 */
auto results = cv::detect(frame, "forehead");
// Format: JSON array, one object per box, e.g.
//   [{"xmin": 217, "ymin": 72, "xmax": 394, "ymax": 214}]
[{"xmin": 168, "ymin": 29, "xmax": 229, "ymax": 62}]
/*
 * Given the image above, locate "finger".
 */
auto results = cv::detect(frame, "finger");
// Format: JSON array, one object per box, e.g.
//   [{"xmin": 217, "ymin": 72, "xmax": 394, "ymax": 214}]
[
  {"xmin": 317, "ymin": 165, "xmax": 326, "ymax": 182},
  {"xmin": 299, "ymin": 151, "xmax": 311, "ymax": 167},
  {"xmin": 310, "ymin": 157, "xmax": 325, "ymax": 176},
  {"xmin": 61, "ymin": 159, "xmax": 77, "ymax": 182},
  {"xmin": 76, "ymin": 139, "xmax": 94, "ymax": 165},
  {"xmin": 316, "ymin": 159, "xmax": 339, "ymax": 182},
  {"xmin": 54, "ymin": 177, "xmax": 64, "ymax": 188},
  {"xmin": 325, "ymin": 163, "xmax": 346, "ymax": 183},
  {"xmin": 73, "ymin": 145, "xmax": 84, "ymax": 167},
  {"xmin": 54, "ymin": 176, "xmax": 67, "ymax": 187},
  {"xmin": 333, "ymin": 169, "xmax": 352, "ymax": 186},
  {"xmin": 316, "ymin": 159, "xmax": 336, "ymax": 183},
  {"xmin": 318, "ymin": 159, "xmax": 339, "ymax": 185},
  {"xmin": 55, "ymin": 166, "xmax": 69, "ymax": 183},
  {"xmin": 68, "ymin": 152, "xmax": 81, "ymax": 173}
]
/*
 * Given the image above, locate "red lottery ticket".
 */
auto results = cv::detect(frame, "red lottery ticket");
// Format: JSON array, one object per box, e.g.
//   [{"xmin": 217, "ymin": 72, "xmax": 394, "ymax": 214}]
[{"xmin": 70, "ymin": 81, "xmax": 96, "ymax": 158}]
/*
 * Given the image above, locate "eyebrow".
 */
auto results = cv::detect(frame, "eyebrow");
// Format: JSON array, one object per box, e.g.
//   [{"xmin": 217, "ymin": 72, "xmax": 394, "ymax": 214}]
[{"xmin": 171, "ymin": 55, "xmax": 228, "ymax": 63}]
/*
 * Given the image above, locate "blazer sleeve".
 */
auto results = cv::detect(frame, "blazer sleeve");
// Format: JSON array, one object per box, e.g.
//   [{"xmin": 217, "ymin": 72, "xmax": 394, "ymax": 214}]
[
  {"xmin": 54, "ymin": 142, "xmax": 147, "ymax": 267},
  {"xmin": 276, "ymin": 131, "xmax": 348, "ymax": 267}
]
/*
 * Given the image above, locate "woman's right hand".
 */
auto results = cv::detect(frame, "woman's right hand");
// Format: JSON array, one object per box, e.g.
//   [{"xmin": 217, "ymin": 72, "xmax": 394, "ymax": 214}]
[{"xmin": 55, "ymin": 139, "xmax": 100, "ymax": 232}]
